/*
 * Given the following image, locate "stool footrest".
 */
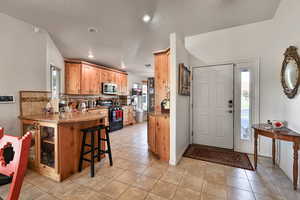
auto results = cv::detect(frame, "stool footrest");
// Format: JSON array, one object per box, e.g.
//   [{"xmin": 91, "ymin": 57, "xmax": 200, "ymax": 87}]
[
  {"xmin": 83, "ymin": 148, "xmax": 100, "ymax": 155},
  {"xmin": 99, "ymin": 150, "xmax": 109, "ymax": 154},
  {"xmin": 82, "ymin": 154, "xmax": 99, "ymax": 162},
  {"xmin": 83, "ymin": 158, "xmax": 92, "ymax": 162}
]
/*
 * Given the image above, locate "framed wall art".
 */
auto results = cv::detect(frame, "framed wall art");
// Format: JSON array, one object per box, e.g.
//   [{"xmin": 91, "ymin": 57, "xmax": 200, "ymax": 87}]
[{"xmin": 178, "ymin": 63, "xmax": 191, "ymax": 96}]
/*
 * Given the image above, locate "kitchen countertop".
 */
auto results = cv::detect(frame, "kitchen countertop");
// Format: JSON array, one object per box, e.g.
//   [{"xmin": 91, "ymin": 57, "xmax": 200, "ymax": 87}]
[
  {"xmin": 19, "ymin": 110, "xmax": 107, "ymax": 124},
  {"xmin": 148, "ymin": 111, "xmax": 169, "ymax": 116}
]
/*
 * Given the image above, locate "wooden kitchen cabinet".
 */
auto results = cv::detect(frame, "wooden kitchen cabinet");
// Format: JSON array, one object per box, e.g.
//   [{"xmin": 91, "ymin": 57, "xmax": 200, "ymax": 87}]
[
  {"xmin": 115, "ymin": 73, "xmax": 122, "ymax": 95},
  {"xmin": 65, "ymin": 59, "xmax": 128, "ymax": 95},
  {"xmin": 20, "ymin": 109, "xmax": 109, "ymax": 182},
  {"xmin": 119, "ymin": 73, "xmax": 128, "ymax": 95},
  {"xmin": 148, "ymin": 115, "xmax": 157, "ymax": 154},
  {"xmin": 147, "ymin": 48, "xmax": 170, "ymax": 162},
  {"xmin": 90, "ymin": 67, "xmax": 100, "ymax": 94},
  {"xmin": 81, "ymin": 64, "xmax": 92, "ymax": 94},
  {"xmin": 65, "ymin": 63, "xmax": 81, "ymax": 94},
  {"xmin": 123, "ymin": 106, "xmax": 135, "ymax": 126},
  {"xmin": 101, "ymin": 69, "xmax": 109, "ymax": 84},
  {"xmin": 147, "ymin": 114, "xmax": 170, "ymax": 161},
  {"xmin": 21, "ymin": 120, "xmax": 60, "ymax": 181},
  {"xmin": 111, "ymin": 72, "xmax": 117, "ymax": 83},
  {"xmin": 154, "ymin": 49, "xmax": 170, "ymax": 112},
  {"xmin": 81, "ymin": 64, "xmax": 100, "ymax": 94}
]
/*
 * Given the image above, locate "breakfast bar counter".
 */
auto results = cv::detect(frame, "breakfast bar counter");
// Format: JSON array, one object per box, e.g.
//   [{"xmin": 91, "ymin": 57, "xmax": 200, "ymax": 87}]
[
  {"xmin": 19, "ymin": 110, "xmax": 107, "ymax": 124},
  {"xmin": 19, "ymin": 109, "xmax": 109, "ymax": 182}
]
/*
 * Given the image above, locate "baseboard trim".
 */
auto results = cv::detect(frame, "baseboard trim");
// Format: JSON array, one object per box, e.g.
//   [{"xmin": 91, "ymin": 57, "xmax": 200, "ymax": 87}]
[{"xmin": 169, "ymin": 143, "xmax": 189, "ymax": 166}]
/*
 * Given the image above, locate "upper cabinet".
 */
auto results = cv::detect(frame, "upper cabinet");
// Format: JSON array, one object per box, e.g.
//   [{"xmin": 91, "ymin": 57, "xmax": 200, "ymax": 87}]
[
  {"xmin": 121, "ymin": 73, "xmax": 128, "ymax": 95},
  {"xmin": 65, "ymin": 59, "xmax": 128, "ymax": 95},
  {"xmin": 81, "ymin": 64, "xmax": 99, "ymax": 94},
  {"xmin": 65, "ymin": 63, "xmax": 81, "ymax": 94},
  {"xmin": 154, "ymin": 48, "xmax": 170, "ymax": 112}
]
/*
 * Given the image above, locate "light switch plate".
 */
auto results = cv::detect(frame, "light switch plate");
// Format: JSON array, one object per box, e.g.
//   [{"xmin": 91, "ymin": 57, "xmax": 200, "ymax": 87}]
[{"xmin": 0, "ymin": 96, "xmax": 15, "ymax": 104}]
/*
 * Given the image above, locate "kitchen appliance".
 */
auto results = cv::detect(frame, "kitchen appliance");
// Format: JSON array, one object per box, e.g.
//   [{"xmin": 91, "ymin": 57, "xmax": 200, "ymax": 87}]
[
  {"xmin": 102, "ymin": 83, "xmax": 118, "ymax": 95},
  {"xmin": 87, "ymin": 99, "xmax": 97, "ymax": 109},
  {"xmin": 77, "ymin": 101, "xmax": 87, "ymax": 112},
  {"xmin": 147, "ymin": 78, "xmax": 155, "ymax": 112},
  {"xmin": 96, "ymin": 100, "xmax": 113, "ymax": 107},
  {"xmin": 109, "ymin": 106, "xmax": 123, "ymax": 132},
  {"xmin": 97, "ymin": 100, "xmax": 123, "ymax": 132}
]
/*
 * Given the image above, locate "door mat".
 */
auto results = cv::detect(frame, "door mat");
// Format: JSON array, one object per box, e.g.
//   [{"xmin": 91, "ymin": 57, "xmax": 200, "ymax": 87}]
[{"xmin": 183, "ymin": 144, "xmax": 254, "ymax": 170}]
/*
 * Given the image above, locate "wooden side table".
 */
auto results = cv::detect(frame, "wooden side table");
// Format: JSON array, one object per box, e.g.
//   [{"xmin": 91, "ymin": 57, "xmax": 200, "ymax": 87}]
[{"xmin": 252, "ymin": 124, "xmax": 300, "ymax": 190}]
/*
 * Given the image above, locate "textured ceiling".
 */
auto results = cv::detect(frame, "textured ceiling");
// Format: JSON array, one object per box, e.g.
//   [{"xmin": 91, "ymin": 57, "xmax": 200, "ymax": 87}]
[{"xmin": 0, "ymin": 0, "xmax": 280, "ymax": 77}]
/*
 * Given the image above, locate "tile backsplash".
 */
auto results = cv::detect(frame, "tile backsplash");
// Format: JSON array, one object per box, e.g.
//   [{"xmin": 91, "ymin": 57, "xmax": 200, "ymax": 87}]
[{"xmin": 20, "ymin": 91, "xmax": 52, "ymax": 116}]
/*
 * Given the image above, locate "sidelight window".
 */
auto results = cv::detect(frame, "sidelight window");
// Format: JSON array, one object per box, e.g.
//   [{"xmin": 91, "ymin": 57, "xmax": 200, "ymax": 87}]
[
  {"xmin": 240, "ymin": 70, "xmax": 251, "ymax": 140},
  {"xmin": 50, "ymin": 65, "xmax": 61, "ymax": 99}
]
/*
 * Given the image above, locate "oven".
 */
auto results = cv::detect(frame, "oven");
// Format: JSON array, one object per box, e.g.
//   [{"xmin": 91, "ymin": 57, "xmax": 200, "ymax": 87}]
[{"xmin": 109, "ymin": 106, "xmax": 123, "ymax": 132}]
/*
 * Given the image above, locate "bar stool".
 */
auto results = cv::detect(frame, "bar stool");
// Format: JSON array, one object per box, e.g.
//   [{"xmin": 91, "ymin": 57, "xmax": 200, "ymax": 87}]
[{"xmin": 78, "ymin": 125, "xmax": 113, "ymax": 177}]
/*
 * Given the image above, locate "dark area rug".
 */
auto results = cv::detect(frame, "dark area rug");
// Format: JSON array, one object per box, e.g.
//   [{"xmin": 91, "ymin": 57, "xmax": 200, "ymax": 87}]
[{"xmin": 183, "ymin": 144, "xmax": 254, "ymax": 170}]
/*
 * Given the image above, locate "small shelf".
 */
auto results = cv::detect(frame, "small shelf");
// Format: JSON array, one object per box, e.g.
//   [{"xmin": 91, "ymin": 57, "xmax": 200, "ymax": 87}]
[{"xmin": 42, "ymin": 137, "xmax": 55, "ymax": 145}]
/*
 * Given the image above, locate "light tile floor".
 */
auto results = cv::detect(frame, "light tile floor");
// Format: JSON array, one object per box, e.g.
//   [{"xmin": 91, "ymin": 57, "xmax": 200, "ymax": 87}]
[{"xmin": 1, "ymin": 122, "xmax": 300, "ymax": 200}]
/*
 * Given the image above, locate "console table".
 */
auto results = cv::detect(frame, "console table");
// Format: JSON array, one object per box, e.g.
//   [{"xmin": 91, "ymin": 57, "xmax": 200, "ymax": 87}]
[{"xmin": 252, "ymin": 124, "xmax": 300, "ymax": 190}]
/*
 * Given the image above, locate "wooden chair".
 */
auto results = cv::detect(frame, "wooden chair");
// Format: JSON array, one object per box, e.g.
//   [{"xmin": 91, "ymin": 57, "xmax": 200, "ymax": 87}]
[
  {"xmin": 0, "ymin": 127, "xmax": 12, "ymax": 186},
  {"xmin": 0, "ymin": 130, "xmax": 32, "ymax": 200}
]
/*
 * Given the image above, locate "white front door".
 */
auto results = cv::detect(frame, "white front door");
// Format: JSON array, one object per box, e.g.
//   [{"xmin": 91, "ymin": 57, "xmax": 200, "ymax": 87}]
[{"xmin": 192, "ymin": 64, "xmax": 234, "ymax": 149}]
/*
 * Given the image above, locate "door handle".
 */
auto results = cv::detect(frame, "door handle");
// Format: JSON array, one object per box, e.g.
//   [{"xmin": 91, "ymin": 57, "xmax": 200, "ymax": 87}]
[{"xmin": 228, "ymin": 110, "xmax": 233, "ymax": 113}]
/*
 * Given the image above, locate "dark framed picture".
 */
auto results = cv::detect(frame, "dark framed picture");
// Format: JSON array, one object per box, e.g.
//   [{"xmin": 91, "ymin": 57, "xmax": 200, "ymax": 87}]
[{"xmin": 178, "ymin": 63, "xmax": 191, "ymax": 96}]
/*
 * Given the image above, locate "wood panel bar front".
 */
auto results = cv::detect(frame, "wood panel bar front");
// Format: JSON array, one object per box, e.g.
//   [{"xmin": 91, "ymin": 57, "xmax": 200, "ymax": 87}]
[
  {"xmin": 19, "ymin": 111, "xmax": 108, "ymax": 182},
  {"xmin": 59, "ymin": 120, "xmax": 106, "ymax": 180}
]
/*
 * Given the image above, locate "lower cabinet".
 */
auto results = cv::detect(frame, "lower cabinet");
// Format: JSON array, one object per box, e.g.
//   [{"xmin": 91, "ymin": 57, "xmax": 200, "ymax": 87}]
[
  {"xmin": 21, "ymin": 120, "xmax": 60, "ymax": 181},
  {"xmin": 123, "ymin": 106, "xmax": 135, "ymax": 126},
  {"xmin": 147, "ymin": 114, "xmax": 170, "ymax": 161},
  {"xmin": 21, "ymin": 117, "xmax": 107, "ymax": 182}
]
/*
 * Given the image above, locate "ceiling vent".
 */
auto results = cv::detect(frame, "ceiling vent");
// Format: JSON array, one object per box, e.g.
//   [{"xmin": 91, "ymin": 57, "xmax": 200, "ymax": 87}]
[{"xmin": 88, "ymin": 27, "xmax": 98, "ymax": 33}]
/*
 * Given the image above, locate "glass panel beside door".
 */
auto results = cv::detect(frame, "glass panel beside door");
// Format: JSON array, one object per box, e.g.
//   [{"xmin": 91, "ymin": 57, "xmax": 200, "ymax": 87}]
[{"xmin": 240, "ymin": 70, "xmax": 251, "ymax": 141}]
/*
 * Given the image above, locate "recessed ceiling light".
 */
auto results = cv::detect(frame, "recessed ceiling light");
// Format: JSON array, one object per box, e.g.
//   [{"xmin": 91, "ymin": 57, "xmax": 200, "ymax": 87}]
[
  {"xmin": 142, "ymin": 14, "xmax": 151, "ymax": 23},
  {"xmin": 121, "ymin": 61, "xmax": 126, "ymax": 69},
  {"xmin": 88, "ymin": 27, "xmax": 98, "ymax": 33},
  {"xmin": 33, "ymin": 26, "xmax": 40, "ymax": 33},
  {"xmin": 88, "ymin": 52, "xmax": 94, "ymax": 59}
]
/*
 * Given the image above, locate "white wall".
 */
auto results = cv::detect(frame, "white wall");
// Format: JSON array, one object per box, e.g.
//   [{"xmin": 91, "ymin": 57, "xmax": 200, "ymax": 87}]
[
  {"xmin": 0, "ymin": 13, "xmax": 64, "ymax": 136},
  {"xmin": 185, "ymin": 0, "xmax": 300, "ymax": 181},
  {"xmin": 127, "ymin": 72, "xmax": 147, "ymax": 89},
  {"xmin": 169, "ymin": 33, "xmax": 190, "ymax": 165}
]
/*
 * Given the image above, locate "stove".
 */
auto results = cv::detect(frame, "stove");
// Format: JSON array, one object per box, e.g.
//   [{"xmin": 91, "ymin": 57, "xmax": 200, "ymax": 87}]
[
  {"xmin": 109, "ymin": 106, "xmax": 123, "ymax": 132},
  {"xmin": 97, "ymin": 100, "xmax": 123, "ymax": 132}
]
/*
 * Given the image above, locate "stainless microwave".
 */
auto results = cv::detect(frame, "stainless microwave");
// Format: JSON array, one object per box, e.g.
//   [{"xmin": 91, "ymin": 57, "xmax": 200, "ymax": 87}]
[{"xmin": 102, "ymin": 83, "xmax": 118, "ymax": 95}]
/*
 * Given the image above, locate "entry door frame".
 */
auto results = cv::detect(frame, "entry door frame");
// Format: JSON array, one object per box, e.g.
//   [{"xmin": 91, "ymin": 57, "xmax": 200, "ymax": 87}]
[{"xmin": 190, "ymin": 58, "xmax": 260, "ymax": 153}]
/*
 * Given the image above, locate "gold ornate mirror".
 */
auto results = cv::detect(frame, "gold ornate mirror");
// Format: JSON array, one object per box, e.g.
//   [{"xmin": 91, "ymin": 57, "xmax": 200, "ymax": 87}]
[{"xmin": 281, "ymin": 46, "xmax": 300, "ymax": 99}]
